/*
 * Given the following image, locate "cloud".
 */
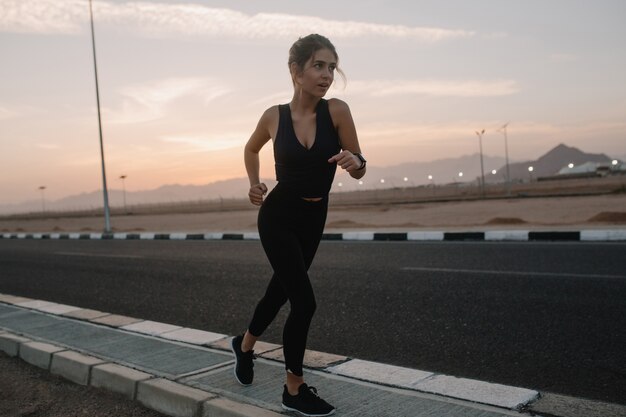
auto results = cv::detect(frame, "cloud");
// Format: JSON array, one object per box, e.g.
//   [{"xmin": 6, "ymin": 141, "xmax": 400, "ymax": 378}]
[
  {"xmin": 106, "ymin": 77, "xmax": 231, "ymax": 124},
  {"xmin": 338, "ymin": 79, "xmax": 520, "ymax": 98},
  {"xmin": 0, "ymin": 0, "xmax": 86, "ymax": 34},
  {"xmin": 160, "ymin": 134, "xmax": 244, "ymax": 152},
  {"xmin": 1, "ymin": 0, "xmax": 474, "ymax": 42}
]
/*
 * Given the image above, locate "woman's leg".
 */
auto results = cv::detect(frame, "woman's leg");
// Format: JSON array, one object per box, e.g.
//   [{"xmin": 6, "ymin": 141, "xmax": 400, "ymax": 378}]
[{"xmin": 246, "ymin": 273, "xmax": 287, "ymax": 350}]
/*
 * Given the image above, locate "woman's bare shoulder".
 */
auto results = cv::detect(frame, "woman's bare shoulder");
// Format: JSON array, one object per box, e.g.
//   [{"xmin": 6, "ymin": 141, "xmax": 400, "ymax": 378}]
[
  {"xmin": 327, "ymin": 98, "xmax": 352, "ymax": 117},
  {"xmin": 327, "ymin": 98, "xmax": 353, "ymax": 127},
  {"xmin": 258, "ymin": 105, "xmax": 280, "ymax": 125}
]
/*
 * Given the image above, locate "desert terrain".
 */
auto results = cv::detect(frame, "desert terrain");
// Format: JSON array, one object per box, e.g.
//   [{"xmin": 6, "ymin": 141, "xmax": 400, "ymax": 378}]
[{"xmin": 1, "ymin": 193, "xmax": 625, "ymax": 234}]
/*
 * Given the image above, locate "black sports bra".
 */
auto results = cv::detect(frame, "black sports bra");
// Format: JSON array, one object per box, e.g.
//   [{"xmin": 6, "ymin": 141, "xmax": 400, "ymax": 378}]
[{"xmin": 273, "ymin": 99, "xmax": 341, "ymax": 198}]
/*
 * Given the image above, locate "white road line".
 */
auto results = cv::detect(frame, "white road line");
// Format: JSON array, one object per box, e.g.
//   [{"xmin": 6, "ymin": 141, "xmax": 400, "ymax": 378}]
[
  {"xmin": 401, "ymin": 266, "xmax": 626, "ymax": 280},
  {"xmin": 54, "ymin": 252, "xmax": 144, "ymax": 259}
]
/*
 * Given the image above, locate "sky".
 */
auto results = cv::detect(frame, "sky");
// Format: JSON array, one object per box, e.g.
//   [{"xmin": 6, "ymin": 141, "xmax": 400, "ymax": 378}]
[{"xmin": 1, "ymin": 0, "xmax": 625, "ymax": 205}]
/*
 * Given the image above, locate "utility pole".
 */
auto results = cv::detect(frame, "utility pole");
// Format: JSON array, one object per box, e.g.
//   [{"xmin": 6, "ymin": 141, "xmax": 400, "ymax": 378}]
[
  {"xmin": 38, "ymin": 186, "xmax": 46, "ymax": 213},
  {"xmin": 497, "ymin": 122, "xmax": 512, "ymax": 196},
  {"xmin": 120, "ymin": 175, "xmax": 127, "ymax": 212},
  {"xmin": 89, "ymin": 0, "xmax": 111, "ymax": 233},
  {"xmin": 475, "ymin": 129, "xmax": 486, "ymax": 198}
]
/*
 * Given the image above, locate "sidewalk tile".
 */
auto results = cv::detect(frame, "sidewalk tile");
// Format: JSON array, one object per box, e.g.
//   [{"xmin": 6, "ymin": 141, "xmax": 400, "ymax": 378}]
[
  {"xmin": 413, "ymin": 374, "xmax": 539, "ymax": 409},
  {"xmin": 327, "ymin": 359, "xmax": 433, "ymax": 388},
  {"xmin": 261, "ymin": 348, "xmax": 347, "ymax": 369},
  {"xmin": 160, "ymin": 328, "xmax": 226, "ymax": 345},
  {"xmin": 121, "ymin": 320, "xmax": 183, "ymax": 336},
  {"xmin": 62, "ymin": 308, "xmax": 111, "ymax": 320},
  {"xmin": 210, "ymin": 337, "xmax": 280, "ymax": 355},
  {"xmin": 0, "ymin": 294, "xmax": 33, "ymax": 305},
  {"xmin": 91, "ymin": 314, "xmax": 143, "ymax": 327}
]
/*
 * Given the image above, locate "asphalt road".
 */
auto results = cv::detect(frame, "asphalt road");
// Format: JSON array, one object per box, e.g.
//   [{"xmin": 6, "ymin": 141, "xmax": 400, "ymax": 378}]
[{"xmin": 1, "ymin": 239, "xmax": 625, "ymax": 405}]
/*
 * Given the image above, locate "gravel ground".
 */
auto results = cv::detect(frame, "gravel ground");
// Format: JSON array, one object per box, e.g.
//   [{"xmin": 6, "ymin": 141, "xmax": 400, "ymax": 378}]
[{"xmin": 0, "ymin": 351, "xmax": 166, "ymax": 417}]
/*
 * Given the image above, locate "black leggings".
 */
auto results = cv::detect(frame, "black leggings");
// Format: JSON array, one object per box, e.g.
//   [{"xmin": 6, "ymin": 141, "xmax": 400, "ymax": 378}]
[{"xmin": 248, "ymin": 184, "xmax": 328, "ymax": 376}]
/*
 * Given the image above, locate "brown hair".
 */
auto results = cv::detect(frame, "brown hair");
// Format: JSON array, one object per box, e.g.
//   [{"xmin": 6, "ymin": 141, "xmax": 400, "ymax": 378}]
[{"xmin": 288, "ymin": 34, "xmax": 346, "ymax": 85}]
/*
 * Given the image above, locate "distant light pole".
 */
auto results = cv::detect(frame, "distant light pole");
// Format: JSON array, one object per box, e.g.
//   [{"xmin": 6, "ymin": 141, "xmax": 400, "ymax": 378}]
[
  {"xmin": 475, "ymin": 129, "xmax": 486, "ymax": 198},
  {"xmin": 89, "ymin": 0, "xmax": 111, "ymax": 233},
  {"xmin": 497, "ymin": 123, "xmax": 512, "ymax": 196},
  {"xmin": 38, "ymin": 186, "xmax": 46, "ymax": 213},
  {"xmin": 528, "ymin": 166, "xmax": 534, "ymax": 182},
  {"xmin": 119, "ymin": 175, "xmax": 127, "ymax": 211}
]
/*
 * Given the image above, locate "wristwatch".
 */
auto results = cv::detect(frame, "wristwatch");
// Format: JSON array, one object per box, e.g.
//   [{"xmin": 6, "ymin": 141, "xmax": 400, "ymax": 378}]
[{"xmin": 354, "ymin": 153, "xmax": 367, "ymax": 170}]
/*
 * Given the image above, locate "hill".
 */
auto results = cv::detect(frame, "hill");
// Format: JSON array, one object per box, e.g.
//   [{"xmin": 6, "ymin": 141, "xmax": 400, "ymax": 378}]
[{"xmin": 0, "ymin": 144, "xmax": 620, "ymax": 215}]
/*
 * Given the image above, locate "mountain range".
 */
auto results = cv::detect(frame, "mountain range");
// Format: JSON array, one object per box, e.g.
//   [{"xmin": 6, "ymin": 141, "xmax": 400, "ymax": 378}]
[{"xmin": 1, "ymin": 144, "xmax": 620, "ymax": 215}]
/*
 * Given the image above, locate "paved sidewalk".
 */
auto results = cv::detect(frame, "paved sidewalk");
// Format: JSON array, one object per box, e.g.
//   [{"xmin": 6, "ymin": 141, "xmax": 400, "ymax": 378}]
[{"xmin": 1, "ymin": 294, "xmax": 624, "ymax": 417}]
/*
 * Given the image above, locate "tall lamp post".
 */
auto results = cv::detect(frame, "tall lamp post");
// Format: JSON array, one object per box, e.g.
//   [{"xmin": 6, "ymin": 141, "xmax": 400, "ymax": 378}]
[
  {"xmin": 475, "ymin": 129, "xmax": 486, "ymax": 198},
  {"xmin": 497, "ymin": 122, "xmax": 512, "ymax": 196},
  {"xmin": 89, "ymin": 0, "xmax": 111, "ymax": 233},
  {"xmin": 119, "ymin": 175, "xmax": 127, "ymax": 212},
  {"xmin": 38, "ymin": 186, "xmax": 46, "ymax": 213}
]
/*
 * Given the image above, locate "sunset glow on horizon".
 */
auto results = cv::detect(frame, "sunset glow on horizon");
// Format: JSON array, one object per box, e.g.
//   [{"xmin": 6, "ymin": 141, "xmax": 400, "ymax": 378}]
[{"xmin": 1, "ymin": 0, "xmax": 625, "ymax": 205}]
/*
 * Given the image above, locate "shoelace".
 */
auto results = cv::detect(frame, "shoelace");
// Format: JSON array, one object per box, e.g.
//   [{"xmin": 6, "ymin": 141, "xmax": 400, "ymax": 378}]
[{"xmin": 305, "ymin": 386, "xmax": 320, "ymax": 398}]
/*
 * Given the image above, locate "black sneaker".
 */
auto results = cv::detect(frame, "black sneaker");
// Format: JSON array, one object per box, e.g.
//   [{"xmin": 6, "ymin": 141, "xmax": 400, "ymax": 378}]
[
  {"xmin": 282, "ymin": 383, "xmax": 335, "ymax": 416},
  {"xmin": 230, "ymin": 335, "xmax": 255, "ymax": 386}
]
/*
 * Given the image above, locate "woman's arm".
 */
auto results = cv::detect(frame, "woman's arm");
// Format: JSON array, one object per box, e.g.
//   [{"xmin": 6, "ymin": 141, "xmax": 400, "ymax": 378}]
[
  {"xmin": 244, "ymin": 107, "xmax": 276, "ymax": 205},
  {"xmin": 327, "ymin": 98, "xmax": 366, "ymax": 180}
]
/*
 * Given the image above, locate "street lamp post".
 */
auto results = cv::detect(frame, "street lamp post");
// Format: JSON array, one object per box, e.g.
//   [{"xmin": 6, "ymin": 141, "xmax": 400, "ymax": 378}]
[
  {"xmin": 89, "ymin": 0, "xmax": 112, "ymax": 233},
  {"xmin": 38, "ymin": 186, "xmax": 46, "ymax": 213},
  {"xmin": 428, "ymin": 175, "xmax": 435, "ymax": 196},
  {"xmin": 475, "ymin": 129, "xmax": 486, "ymax": 198},
  {"xmin": 528, "ymin": 166, "xmax": 534, "ymax": 182},
  {"xmin": 497, "ymin": 123, "xmax": 511, "ymax": 196},
  {"xmin": 119, "ymin": 175, "xmax": 127, "ymax": 212}
]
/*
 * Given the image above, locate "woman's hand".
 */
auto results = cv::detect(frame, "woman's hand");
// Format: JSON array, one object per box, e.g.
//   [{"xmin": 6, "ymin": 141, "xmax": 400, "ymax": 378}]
[
  {"xmin": 328, "ymin": 150, "xmax": 362, "ymax": 172},
  {"xmin": 248, "ymin": 183, "xmax": 268, "ymax": 206}
]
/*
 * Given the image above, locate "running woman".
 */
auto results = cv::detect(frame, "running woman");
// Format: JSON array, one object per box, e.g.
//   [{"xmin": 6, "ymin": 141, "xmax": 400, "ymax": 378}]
[{"xmin": 233, "ymin": 34, "xmax": 366, "ymax": 417}]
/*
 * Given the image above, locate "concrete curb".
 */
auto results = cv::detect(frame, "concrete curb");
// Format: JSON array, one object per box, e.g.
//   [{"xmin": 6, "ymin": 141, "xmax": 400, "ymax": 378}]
[
  {"xmin": 2, "ymin": 229, "xmax": 626, "ymax": 241},
  {"xmin": 19, "ymin": 341, "xmax": 66, "ymax": 370},
  {"xmin": 91, "ymin": 362, "xmax": 154, "ymax": 399},
  {"xmin": 202, "ymin": 397, "xmax": 284, "ymax": 417},
  {"xmin": 50, "ymin": 350, "xmax": 107, "ymax": 385},
  {"xmin": 136, "ymin": 378, "xmax": 216, "ymax": 417},
  {"xmin": 3, "ymin": 294, "xmax": 626, "ymax": 417},
  {"xmin": 0, "ymin": 329, "xmax": 283, "ymax": 417},
  {"xmin": 2, "ymin": 295, "xmax": 540, "ymax": 410},
  {"xmin": 0, "ymin": 332, "xmax": 31, "ymax": 356}
]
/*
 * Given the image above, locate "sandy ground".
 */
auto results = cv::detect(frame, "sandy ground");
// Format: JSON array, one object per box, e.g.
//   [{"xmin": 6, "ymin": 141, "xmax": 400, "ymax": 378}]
[
  {"xmin": 1, "ymin": 194, "xmax": 626, "ymax": 233},
  {"xmin": 0, "ymin": 351, "xmax": 165, "ymax": 417}
]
